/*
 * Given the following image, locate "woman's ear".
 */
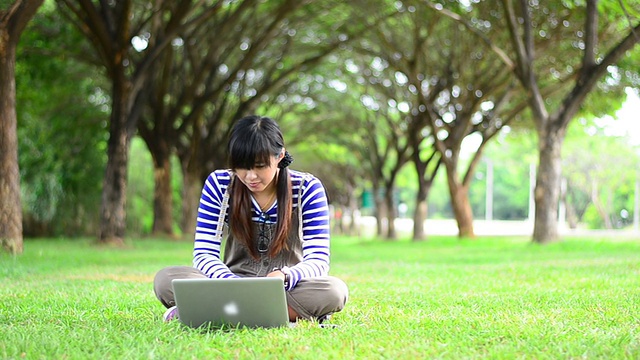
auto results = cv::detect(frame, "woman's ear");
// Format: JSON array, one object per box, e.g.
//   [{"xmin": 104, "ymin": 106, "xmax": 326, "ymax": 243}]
[{"xmin": 277, "ymin": 149, "xmax": 285, "ymax": 162}]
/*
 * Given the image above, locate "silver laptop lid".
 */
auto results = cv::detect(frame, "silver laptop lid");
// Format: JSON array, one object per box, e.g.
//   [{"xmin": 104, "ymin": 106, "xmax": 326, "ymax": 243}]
[{"xmin": 172, "ymin": 277, "xmax": 289, "ymax": 329}]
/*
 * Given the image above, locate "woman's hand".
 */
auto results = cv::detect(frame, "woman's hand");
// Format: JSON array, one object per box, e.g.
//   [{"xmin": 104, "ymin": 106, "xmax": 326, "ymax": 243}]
[{"xmin": 266, "ymin": 269, "xmax": 286, "ymax": 281}]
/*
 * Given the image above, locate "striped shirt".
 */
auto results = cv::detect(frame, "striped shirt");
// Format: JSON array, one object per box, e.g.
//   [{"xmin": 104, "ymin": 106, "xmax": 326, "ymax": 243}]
[{"xmin": 193, "ymin": 169, "xmax": 331, "ymax": 290}]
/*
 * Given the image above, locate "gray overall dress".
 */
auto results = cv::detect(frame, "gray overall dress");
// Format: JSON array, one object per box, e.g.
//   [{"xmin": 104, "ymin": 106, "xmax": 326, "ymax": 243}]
[{"xmin": 154, "ymin": 176, "xmax": 348, "ymax": 320}]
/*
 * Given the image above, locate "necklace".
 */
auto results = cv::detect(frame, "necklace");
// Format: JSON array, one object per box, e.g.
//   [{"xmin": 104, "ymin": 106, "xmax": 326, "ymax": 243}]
[
  {"xmin": 258, "ymin": 191, "xmax": 277, "ymax": 212},
  {"xmin": 257, "ymin": 175, "xmax": 278, "ymax": 212}
]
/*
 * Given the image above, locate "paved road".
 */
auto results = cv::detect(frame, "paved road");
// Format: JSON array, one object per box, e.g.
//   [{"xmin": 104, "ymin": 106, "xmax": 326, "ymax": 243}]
[{"xmin": 354, "ymin": 217, "xmax": 640, "ymax": 238}]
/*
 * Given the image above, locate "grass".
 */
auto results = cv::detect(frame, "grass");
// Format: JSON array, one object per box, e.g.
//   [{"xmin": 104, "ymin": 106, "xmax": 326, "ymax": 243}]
[{"xmin": 1, "ymin": 235, "xmax": 639, "ymax": 359}]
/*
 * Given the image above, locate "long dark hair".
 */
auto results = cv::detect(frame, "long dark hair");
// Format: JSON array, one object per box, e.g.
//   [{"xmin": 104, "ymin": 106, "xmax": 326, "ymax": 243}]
[{"xmin": 227, "ymin": 115, "xmax": 293, "ymax": 259}]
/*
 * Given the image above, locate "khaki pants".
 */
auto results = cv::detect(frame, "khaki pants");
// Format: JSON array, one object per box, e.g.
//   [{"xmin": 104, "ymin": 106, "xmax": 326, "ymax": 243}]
[{"xmin": 154, "ymin": 266, "xmax": 348, "ymax": 320}]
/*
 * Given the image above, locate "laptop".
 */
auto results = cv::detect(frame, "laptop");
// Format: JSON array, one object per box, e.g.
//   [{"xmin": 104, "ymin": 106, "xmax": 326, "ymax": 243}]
[{"xmin": 172, "ymin": 277, "xmax": 289, "ymax": 329}]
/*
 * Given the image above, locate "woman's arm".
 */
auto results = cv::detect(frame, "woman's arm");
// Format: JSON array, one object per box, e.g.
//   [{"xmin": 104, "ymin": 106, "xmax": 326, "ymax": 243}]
[
  {"xmin": 284, "ymin": 175, "xmax": 331, "ymax": 290},
  {"xmin": 192, "ymin": 170, "xmax": 239, "ymax": 278}
]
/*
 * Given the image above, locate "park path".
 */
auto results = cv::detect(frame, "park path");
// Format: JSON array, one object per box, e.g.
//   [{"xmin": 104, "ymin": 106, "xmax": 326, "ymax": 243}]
[{"xmin": 355, "ymin": 217, "xmax": 640, "ymax": 238}]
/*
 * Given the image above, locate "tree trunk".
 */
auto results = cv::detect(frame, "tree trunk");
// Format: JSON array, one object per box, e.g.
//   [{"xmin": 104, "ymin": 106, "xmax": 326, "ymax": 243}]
[
  {"xmin": 410, "ymin": 142, "xmax": 440, "ymax": 241},
  {"xmin": 500, "ymin": 0, "xmax": 640, "ymax": 242},
  {"xmin": 347, "ymin": 190, "xmax": 360, "ymax": 236},
  {"xmin": 373, "ymin": 189, "xmax": 385, "ymax": 237},
  {"xmin": 532, "ymin": 132, "xmax": 564, "ymax": 243},
  {"xmin": 448, "ymin": 178, "xmax": 475, "ymax": 238},
  {"xmin": 180, "ymin": 167, "xmax": 203, "ymax": 238},
  {"xmin": 99, "ymin": 80, "xmax": 131, "ymax": 245},
  {"xmin": 412, "ymin": 186, "xmax": 428, "ymax": 241},
  {"xmin": 384, "ymin": 186, "xmax": 397, "ymax": 240},
  {"xmin": 331, "ymin": 206, "xmax": 344, "ymax": 235},
  {"xmin": 151, "ymin": 153, "xmax": 174, "ymax": 236},
  {"xmin": 0, "ymin": 0, "xmax": 45, "ymax": 254},
  {"xmin": 0, "ymin": 32, "xmax": 22, "ymax": 255}
]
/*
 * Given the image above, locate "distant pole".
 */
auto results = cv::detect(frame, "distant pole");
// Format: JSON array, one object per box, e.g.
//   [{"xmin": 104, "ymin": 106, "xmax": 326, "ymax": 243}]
[
  {"xmin": 486, "ymin": 159, "xmax": 493, "ymax": 221},
  {"xmin": 634, "ymin": 178, "xmax": 639, "ymax": 231},
  {"xmin": 528, "ymin": 163, "xmax": 536, "ymax": 221}
]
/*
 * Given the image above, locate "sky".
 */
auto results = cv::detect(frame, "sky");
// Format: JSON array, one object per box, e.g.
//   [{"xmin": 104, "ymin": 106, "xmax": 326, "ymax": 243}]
[{"xmin": 598, "ymin": 87, "xmax": 640, "ymax": 146}]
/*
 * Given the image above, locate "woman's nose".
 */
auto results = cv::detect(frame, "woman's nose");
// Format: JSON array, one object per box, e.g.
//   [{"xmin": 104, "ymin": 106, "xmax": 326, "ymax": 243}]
[{"xmin": 244, "ymin": 169, "xmax": 257, "ymax": 179}]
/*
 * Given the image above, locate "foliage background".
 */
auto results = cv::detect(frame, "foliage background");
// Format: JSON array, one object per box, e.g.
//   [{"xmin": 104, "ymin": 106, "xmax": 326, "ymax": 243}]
[{"xmin": 12, "ymin": 0, "xmax": 640, "ymax": 238}]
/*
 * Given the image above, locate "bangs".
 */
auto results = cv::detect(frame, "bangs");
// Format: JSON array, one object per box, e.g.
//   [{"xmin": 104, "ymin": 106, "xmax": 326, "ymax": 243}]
[{"xmin": 228, "ymin": 133, "xmax": 275, "ymax": 169}]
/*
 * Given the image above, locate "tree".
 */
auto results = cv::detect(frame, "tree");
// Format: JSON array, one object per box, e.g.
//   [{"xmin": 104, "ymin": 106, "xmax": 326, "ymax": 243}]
[
  {"xmin": 137, "ymin": 0, "xmax": 318, "ymax": 236},
  {"xmin": 408, "ymin": 126, "xmax": 441, "ymax": 241},
  {"xmin": 334, "ymin": 6, "xmax": 444, "ymax": 240},
  {"xmin": 0, "ymin": 0, "xmax": 44, "ymax": 254},
  {"xmin": 427, "ymin": 0, "xmax": 640, "ymax": 240},
  {"xmin": 563, "ymin": 120, "xmax": 640, "ymax": 229},
  {"xmin": 17, "ymin": 5, "xmax": 108, "ymax": 237},
  {"xmin": 501, "ymin": 0, "xmax": 640, "ymax": 242},
  {"xmin": 312, "ymin": 53, "xmax": 415, "ymax": 240},
  {"xmin": 272, "ymin": 61, "xmax": 373, "ymax": 237},
  {"xmin": 159, "ymin": 0, "xmax": 389, "ymax": 236},
  {"xmin": 57, "ymin": 0, "xmax": 220, "ymax": 244},
  {"xmin": 357, "ymin": 1, "xmax": 525, "ymax": 238},
  {"xmin": 358, "ymin": 91, "xmax": 413, "ymax": 240}
]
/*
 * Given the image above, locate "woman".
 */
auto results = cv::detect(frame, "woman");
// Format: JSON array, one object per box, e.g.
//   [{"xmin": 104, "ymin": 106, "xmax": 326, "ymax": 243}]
[{"xmin": 154, "ymin": 115, "xmax": 348, "ymax": 323}]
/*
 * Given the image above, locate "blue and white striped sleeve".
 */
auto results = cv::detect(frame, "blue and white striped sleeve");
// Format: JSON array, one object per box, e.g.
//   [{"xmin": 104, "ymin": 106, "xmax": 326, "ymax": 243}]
[
  {"xmin": 285, "ymin": 175, "xmax": 331, "ymax": 290},
  {"xmin": 192, "ymin": 170, "xmax": 239, "ymax": 279}
]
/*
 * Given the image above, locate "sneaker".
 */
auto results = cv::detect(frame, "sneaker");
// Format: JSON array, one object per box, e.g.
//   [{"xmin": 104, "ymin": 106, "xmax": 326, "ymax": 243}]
[
  {"xmin": 163, "ymin": 306, "xmax": 179, "ymax": 322},
  {"xmin": 317, "ymin": 313, "xmax": 331, "ymax": 324},
  {"xmin": 317, "ymin": 314, "xmax": 338, "ymax": 328}
]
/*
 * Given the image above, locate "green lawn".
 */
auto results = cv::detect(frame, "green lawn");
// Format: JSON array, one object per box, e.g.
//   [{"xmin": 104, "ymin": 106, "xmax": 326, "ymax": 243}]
[{"xmin": 1, "ymin": 235, "xmax": 639, "ymax": 359}]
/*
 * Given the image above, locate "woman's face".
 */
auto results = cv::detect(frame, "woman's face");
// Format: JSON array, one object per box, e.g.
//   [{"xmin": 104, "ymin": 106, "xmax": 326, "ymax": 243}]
[{"xmin": 234, "ymin": 152, "xmax": 284, "ymax": 194}]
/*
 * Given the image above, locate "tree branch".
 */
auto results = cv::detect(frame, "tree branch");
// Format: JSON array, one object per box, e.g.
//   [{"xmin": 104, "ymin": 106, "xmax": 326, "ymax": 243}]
[
  {"xmin": 1, "ymin": 0, "xmax": 44, "ymax": 39},
  {"xmin": 582, "ymin": 0, "xmax": 597, "ymax": 70},
  {"xmin": 558, "ymin": 19, "xmax": 640, "ymax": 128},
  {"xmin": 422, "ymin": 0, "xmax": 515, "ymax": 70}
]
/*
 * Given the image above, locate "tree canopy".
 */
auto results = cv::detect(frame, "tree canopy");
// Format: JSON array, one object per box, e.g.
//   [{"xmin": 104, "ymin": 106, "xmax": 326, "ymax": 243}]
[{"xmin": 3, "ymin": 0, "xmax": 639, "ymax": 253}]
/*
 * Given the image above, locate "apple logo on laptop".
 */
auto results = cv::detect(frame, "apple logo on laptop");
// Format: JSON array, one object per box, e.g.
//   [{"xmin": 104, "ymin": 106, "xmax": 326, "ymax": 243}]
[{"xmin": 223, "ymin": 302, "xmax": 239, "ymax": 316}]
